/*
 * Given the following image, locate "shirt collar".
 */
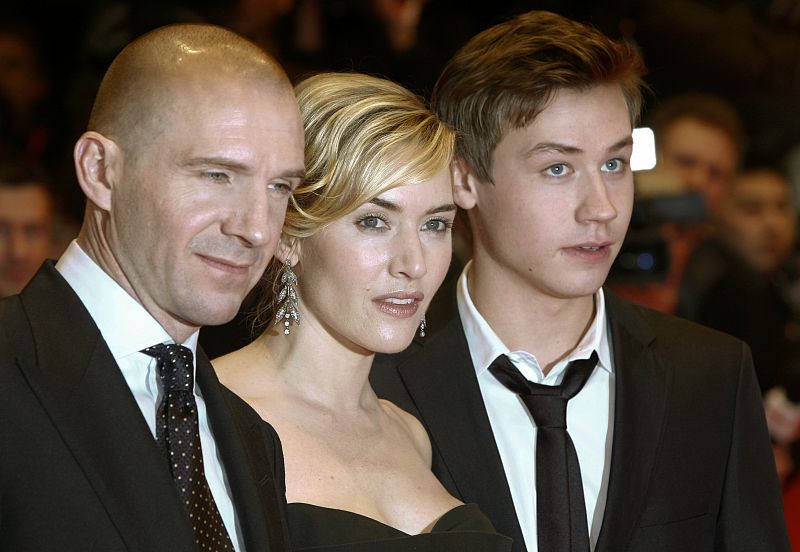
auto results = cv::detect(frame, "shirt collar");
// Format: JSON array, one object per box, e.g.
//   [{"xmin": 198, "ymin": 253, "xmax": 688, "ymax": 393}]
[
  {"xmin": 55, "ymin": 240, "xmax": 199, "ymax": 361},
  {"xmin": 456, "ymin": 260, "xmax": 613, "ymax": 379}
]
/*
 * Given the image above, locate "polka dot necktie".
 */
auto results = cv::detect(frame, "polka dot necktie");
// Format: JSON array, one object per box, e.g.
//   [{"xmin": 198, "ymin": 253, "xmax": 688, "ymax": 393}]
[
  {"xmin": 142, "ymin": 344, "xmax": 234, "ymax": 551},
  {"xmin": 489, "ymin": 351, "xmax": 598, "ymax": 552}
]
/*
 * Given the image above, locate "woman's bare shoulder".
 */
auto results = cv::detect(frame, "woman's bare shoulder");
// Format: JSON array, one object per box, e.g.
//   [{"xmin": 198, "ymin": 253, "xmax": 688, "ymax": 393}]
[{"xmin": 212, "ymin": 340, "xmax": 263, "ymax": 383}]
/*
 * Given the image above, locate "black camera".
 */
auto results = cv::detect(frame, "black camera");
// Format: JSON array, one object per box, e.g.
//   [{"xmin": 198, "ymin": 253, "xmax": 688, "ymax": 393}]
[{"xmin": 609, "ymin": 190, "xmax": 707, "ymax": 284}]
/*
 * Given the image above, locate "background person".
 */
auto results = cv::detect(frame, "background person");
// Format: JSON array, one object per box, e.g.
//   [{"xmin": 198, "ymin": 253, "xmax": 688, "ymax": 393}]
[
  {"xmin": 609, "ymin": 92, "xmax": 747, "ymax": 313},
  {"xmin": 0, "ymin": 158, "xmax": 54, "ymax": 297},
  {"xmin": 650, "ymin": 92, "xmax": 746, "ymax": 217},
  {"xmin": 677, "ymin": 165, "xmax": 800, "ymax": 484}
]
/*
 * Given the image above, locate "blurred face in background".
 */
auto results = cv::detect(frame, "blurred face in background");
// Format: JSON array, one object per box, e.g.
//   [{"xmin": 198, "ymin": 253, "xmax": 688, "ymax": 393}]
[
  {"xmin": 659, "ymin": 117, "xmax": 739, "ymax": 216},
  {"xmin": 0, "ymin": 31, "xmax": 48, "ymax": 119},
  {"xmin": 717, "ymin": 169, "xmax": 796, "ymax": 273},
  {"xmin": 0, "ymin": 182, "xmax": 53, "ymax": 297}
]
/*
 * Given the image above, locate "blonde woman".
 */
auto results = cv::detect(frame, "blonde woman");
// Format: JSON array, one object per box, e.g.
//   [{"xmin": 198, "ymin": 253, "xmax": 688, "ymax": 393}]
[{"xmin": 214, "ymin": 73, "xmax": 512, "ymax": 551}]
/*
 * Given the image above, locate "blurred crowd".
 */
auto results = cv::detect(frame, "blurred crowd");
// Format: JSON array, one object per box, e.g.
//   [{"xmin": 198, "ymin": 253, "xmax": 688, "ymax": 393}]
[{"xmin": 2, "ymin": 0, "xmax": 800, "ymax": 540}]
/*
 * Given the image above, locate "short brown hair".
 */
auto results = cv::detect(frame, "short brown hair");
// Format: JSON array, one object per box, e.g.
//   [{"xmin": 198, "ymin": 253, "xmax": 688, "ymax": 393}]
[{"xmin": 433, "ymin": 10, "xmax": 646, "ymax": 183}]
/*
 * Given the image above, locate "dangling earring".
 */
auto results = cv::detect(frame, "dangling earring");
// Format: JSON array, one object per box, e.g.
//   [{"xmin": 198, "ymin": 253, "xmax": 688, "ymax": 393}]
[
  {"xmin": 274, "ymin": 258, "xmax": 300, "ymax": 335},
  {"xmin": 419, "ymin": 316, "xmax": 427, "ymax": 338}
]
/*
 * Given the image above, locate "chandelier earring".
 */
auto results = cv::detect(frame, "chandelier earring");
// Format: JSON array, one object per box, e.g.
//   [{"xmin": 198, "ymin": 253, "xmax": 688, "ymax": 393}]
[
  {"xmin": 419, "ymin": 315, "xmax": 427, "ymax": 338},
  {"xmin": 274, "ymin": 257, "xmax": 300, "ymax": 335}
]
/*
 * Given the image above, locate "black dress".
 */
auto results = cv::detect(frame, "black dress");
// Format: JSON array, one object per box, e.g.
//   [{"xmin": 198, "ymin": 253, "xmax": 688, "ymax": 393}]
[{"xmin": 288, "ymin": 502, "xmax": 513, "ymax": 551}]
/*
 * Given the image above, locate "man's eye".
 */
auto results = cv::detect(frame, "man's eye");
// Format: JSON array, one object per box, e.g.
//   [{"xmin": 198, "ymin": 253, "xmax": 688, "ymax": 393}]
[
  {"xmin": 205, "ymin": 171, "xmax": 230, "ymax": 183},
  {"xmin": 268, "ymin": 181, "xmax": 292, "ymax": 194},
  {"xmin": 602, "ymin": 159, "xmax": 626, "ymax": 173},
  {"xmin": 544, "ymin": 164, "xmax": 568, "ymax": 177},
  {"xmin": 421, "ymin": 218, "xmax": 452, "ymax": 232}
]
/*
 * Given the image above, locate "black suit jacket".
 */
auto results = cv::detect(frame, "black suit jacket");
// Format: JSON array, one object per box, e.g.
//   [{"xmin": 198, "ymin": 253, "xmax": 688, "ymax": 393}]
[
  {"xmin": 372, "ymin": 290, "xmax": 790, "ymax": 551},
  {"xmin": 0, "ymin": 263, "xmax": 289, "ymax": 551}
]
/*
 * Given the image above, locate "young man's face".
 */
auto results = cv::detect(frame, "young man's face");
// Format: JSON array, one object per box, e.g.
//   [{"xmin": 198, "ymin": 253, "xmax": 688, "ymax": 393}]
[{"xmin": 458, "ymin": 83, "xmax": 634, "ymax": 301}]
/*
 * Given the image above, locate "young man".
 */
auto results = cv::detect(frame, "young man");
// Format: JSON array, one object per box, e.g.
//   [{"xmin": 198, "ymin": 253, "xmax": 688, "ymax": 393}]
[
  {"xmin": 0, "ymin": 24, "xmax": 305, "ymax": 551},
  {"xmin": 372, "ymin": 11, "xmax": 789, "ymax": 552}
]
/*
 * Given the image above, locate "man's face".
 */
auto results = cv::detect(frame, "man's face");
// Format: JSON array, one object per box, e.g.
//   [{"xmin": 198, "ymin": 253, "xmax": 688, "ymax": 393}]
[
  {"xmin": 718, "ymin": 170, "xmax": 796, "ymax": 273},
  {"xmin": 0, "ymin": 183, "xmax": 52, "ymax": 297},
  {"xmin": 659, "ymin": 117, "xmax": 739, "ymax": 216},
  {"xmin": 462, "ymin": 84, "xmax": 634, "ymax": 302},
  {"xmin": 108, "ymin": 80, "xmax": 305, "ymax": 333}
]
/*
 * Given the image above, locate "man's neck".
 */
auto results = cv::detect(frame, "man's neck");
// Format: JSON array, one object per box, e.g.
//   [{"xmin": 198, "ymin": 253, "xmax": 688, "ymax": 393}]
[
  {"xmin": 76, "ymin": 229, "xmax": 197, "ymax": 344},
  {"xmin": 467, "ymin": 261, "xmax": 597, "ymax": 373}
]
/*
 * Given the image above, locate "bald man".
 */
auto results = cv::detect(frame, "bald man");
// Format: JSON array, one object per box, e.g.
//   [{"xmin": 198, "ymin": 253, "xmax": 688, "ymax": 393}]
[{"xmin": 0, "ymin": 24, "xmax": 305, "ymax": 552}]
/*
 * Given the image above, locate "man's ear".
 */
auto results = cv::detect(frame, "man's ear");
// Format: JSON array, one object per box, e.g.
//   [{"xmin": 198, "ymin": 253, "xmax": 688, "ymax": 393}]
[
  {"xmin": 74, "ymin": 131, "xmax": 121, "ymax": 212},
  {"xmin": 452, "ymin": 158, "xmax": 481, "ymax": 211},
  {"xmin": 274, "ymin": 234, "xmax": 301, "ymax": 266}
]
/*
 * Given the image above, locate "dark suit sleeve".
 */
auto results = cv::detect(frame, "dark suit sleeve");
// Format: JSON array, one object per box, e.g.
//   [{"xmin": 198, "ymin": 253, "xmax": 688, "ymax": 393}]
[
  {"xmin": 371, "ymin": 352, "xmax": 418, "ymax": 415},
  {"xmin": 715, "ymin": 343, "xmax": 790, "ymax": 551},
  {"xmin": 263, "ymin": 418, "xmax": 289, "ymax": 538},
  {"xmin": 220, "ymin": 388, "xmax": 290, "ymax": 548}
]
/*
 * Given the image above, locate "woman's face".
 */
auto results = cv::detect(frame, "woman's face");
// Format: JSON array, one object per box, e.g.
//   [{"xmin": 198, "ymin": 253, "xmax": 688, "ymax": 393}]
[{"xmin": 296, "ymin": 166, "xmax": 456, "ymax": 354}]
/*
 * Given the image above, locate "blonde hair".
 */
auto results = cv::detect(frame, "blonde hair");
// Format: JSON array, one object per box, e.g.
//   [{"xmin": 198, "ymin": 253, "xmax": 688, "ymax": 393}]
[
  {"xmin": 253, "ymin": 72, "xmax": 454, "ymax": 327},
  {"xmin": 287, "ymin": 72, "xmax": 454, "ymax": 238}
]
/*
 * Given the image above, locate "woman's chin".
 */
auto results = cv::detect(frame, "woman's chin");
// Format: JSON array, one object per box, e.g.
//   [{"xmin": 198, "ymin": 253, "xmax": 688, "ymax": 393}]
[{"xmin": 367, "ymin": 327, "xmax": 420, "ymax": 355}]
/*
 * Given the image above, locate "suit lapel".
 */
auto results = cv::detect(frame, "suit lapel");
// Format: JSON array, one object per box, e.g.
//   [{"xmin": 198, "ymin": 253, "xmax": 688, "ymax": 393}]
[
  {"xmin": 397, "ymin": 316, "xmax": 527, "ymax": 551},
  {"xmin": 196, "ymin": 350, "xmax": 287, "ymax": 552},
  {"xmin": 595, "ymin": 292, "xmax": 671, "ymax": 552},
  {"xmin": 16, "ymin": 264, "xmax": 195, "ymax": 551}
]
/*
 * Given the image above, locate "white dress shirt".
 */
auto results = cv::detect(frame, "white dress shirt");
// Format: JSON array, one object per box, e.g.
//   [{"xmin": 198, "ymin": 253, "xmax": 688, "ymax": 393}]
[
  {"xmin": 56, "ymin": 240, "xmax": 244, "ymax": 551},
  {"xmin": 457, "ymin": 261, "xmax": 615, "ymax": 551}
]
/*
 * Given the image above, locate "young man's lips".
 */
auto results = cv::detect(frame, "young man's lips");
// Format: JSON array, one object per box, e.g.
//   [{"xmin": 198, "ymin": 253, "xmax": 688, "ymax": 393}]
[{"xmin": 564, "ymin": 243, "xmax": 613, "ymax": 260}]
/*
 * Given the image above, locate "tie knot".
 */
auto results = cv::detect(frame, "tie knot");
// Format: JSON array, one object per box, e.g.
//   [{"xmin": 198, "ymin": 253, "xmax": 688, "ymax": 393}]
[
  {"xmin": 489, "ymin": 351, "xmax": 598, "ymax": 428},
  {"xmin": 141, "ymin": 343, "xmax": 194, "ymax": 392}
]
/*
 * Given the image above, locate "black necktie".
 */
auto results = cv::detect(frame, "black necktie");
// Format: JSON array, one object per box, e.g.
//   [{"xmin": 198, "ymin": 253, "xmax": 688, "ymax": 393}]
[
  {"xmin": 489, "ymin": 351, "xmax": 598, "ymax": 552},
  {"xmin": 142, "ymin": 344, "xmax": 235, "ymax": 551}
]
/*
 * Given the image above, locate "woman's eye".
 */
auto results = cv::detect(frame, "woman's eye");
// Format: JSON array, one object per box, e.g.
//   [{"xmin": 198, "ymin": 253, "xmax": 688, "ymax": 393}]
[{"xmin": 358, "ymin": 215, "xmax": 388, "ymax": 229}]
